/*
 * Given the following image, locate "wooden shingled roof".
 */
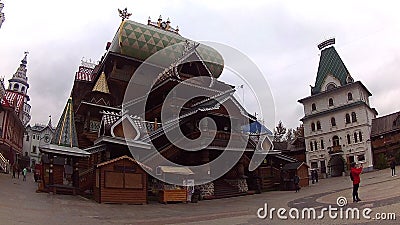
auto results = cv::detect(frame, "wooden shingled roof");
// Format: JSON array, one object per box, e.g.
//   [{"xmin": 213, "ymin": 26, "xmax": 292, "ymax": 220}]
[
  {"xmin": 371, "ymin": 111, "xmax": 400, "ymax": 137},
  {"xmin": 312, "ymin": 46, "xmax": 350, "ymax": 95},
  {"xmin": 97, "ymin": 155, "xmax": 152, "ymax": 171}
]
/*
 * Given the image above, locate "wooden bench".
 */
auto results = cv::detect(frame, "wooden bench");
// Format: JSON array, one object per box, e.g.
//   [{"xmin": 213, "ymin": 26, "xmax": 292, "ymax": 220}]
[
  {"xmin": 159, "ymin": 189, "xmax": 188, "ymax": 204},
  {"xmin": 48, "ymin": 184, "xmax": 77, "ymax": 195}
]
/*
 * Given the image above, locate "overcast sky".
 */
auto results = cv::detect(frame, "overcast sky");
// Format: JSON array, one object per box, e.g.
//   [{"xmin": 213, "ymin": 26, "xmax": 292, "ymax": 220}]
[{"xmin": 1, "ymin": 0, "xmax": 400, "ymax": 131}]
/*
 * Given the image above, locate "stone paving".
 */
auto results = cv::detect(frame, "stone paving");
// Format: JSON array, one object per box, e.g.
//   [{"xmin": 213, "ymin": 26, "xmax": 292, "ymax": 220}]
[{"xmin": 0, "ymin": 167, "xmax": 398, "ymax": 225}]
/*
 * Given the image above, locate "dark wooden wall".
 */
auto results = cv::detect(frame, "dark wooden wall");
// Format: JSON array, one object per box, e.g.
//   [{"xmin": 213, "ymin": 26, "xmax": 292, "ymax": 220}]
[{"xmin": 95, "ymin": 158, "xmax": 147, "ymax": 204}]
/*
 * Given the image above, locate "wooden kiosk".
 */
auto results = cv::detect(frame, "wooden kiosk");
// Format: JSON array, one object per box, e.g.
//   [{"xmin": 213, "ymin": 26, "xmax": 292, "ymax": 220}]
[
  {"xmin": 281, "ymin": 162, "xmax": 309, "ymax": 190},
  {"xmin": 39, "ymin": 97, "xmax": 91, "ymax": 194},
  {"xmin": 94, "ymin": 155, "xmax": 148, "ymax": 204},
  {"xmin": 156, "ymin": 166, "xmax": 194, "ymax": 203}
]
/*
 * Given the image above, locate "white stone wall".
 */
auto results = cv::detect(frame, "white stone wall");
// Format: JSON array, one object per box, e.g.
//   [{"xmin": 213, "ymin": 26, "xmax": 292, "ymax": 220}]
[
  {"xmin": 301, "ymin": 82, "xmax": 376, "ymax": 174},
  {"xmin": 23, "ymin": 126, "xmax": 54, "ymax": 167},
  {"xmin": 302, "ymin": 83, "xmax": 370, "ymax": 119}
]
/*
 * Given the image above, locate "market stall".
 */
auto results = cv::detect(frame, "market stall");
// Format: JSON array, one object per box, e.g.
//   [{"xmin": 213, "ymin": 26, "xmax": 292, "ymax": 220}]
[
  {"xmin": 156, "ymin": 166, "xmax": 194, "ymax": 203},
  {"xmin": 94, "ymin": 155, "xmax": 148, "ymax": 204}
]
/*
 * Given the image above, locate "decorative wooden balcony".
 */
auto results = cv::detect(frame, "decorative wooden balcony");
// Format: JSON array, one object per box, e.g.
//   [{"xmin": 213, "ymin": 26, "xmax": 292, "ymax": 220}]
[{"xmin": 328, "ymin": 145, "xmax": 343, "ymax": 154}]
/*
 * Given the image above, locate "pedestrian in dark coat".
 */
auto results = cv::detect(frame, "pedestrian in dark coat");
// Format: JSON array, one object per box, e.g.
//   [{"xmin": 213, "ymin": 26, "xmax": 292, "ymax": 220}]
[
  {"xmin": 314, "ymin": 169, "xmax": 319, "ymax": 183},
  {"xmin": 17, "ymin": 165, "xmax": 20, "ymax": 179},
  {"xmin": 12, "ymin": 165, "xmax": 16, "ymax": 178},
  {"xmin": 311, "ymin": 169, "xmax": 315, "ymax": 184},
  {"xmin": 294, "ymin": 175, "xmax": 300, "ymax": 192},
  {"xmin": 390, "ymin": 160, "xmax": 396, "ymax": 177}
]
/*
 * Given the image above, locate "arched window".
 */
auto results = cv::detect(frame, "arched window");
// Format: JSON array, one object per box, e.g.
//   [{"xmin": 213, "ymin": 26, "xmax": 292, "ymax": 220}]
[
  {"xmin": 354, "ymin": 132, "xmax": 358, "ymax": 143},
  {"xmin": 311, "ymin": 123, "xmax": 316, "ymax": 131},
  {"xmin": 316, "ymin": 121, "xmax": 321, "ymax": 130},
  {"xmin": 13, "ymin": 83, "xmax": 19, "ymax": 91},
  {"xmin": 21, "ymin": 86, "xmax": 25, "ymax": 92},
  {"xmin": 310, "ymin": 142, "xmax": 314, "ymax": 151},
  {"xmin": 348, "ymin": 92, "xmax": 353, "ymax": 101},
  {"xmin": 351, "ymin": 112, "xmax": 357, "ymax": 122},
  {"xmin": 326, "ymin": 83, "xmax": 336, "ymax": 91},
  {"xmin": 314, "ymin": 141, "xmax": 318, "ymax": 150},
  {"xmin": 331, "ymin": 117, "xmax": 336, "ymax": 126},
  {"xmin": 359, "ymin": 131, "xmax": 363, "ymax": 142},
  {"xmin": 329, "ymin": 98, "xmax": 334, "ymax": 106},
  {"xmin": 312, "ymin": 103, "xmax": 316, "ymax": 111},
  {"xmin": 345, "ymin": 114, "xmax": 351, "ymax": 124},
  {"xmin": 347, "ymin": 134, "xmax": 351, "ymax": 144},
  {"xmin": 321, "ymin": 139, "xmax": 325, "ymax": 149},
  {"xmin": 332, "ymin": 135, "xmax": 340, "ymax": 147}
]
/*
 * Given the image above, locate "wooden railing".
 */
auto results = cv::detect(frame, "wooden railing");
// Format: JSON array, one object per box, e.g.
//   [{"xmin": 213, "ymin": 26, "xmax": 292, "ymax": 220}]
[
  {"xmin": 0, "ymin": 152, "xmax": 9, "ymax": 173},
  {"xmin": 79, "ymin": 167, "xmax": 95, "ymax": 193}
]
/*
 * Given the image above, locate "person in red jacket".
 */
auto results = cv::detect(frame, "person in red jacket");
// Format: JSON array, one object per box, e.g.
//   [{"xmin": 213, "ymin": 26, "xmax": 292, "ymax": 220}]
[{"xmin": 350, "ymin": 162, "xmax": 363, "ymax": 202}]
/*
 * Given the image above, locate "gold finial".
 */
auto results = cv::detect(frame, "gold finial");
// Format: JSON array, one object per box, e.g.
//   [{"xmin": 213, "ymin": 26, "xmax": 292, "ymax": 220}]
[{"xmin": 118, "ymin": 8, "xmax": 132, "ymax": 21}]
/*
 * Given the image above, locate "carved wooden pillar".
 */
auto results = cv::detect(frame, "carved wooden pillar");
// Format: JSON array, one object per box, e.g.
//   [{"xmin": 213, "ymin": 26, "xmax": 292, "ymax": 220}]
[
  {"xmin": 49, "ymin": 154, "xmax": 54, "ymax": 186},
  {"xmin": 73, "ymin": 160, "xmax": 79, "ymax": 188}
]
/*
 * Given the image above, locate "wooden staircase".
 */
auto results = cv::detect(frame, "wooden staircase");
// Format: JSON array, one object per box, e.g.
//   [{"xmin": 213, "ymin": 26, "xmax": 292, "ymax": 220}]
[
  {"xmin": 261, "ymin": 178, "xmax": 280, "ymax": 191},
  {"xmin": 259, "ymin": 166, "xmax": 281, "ymax": 191},
  {"xmin": 0, "ymin": 152, "xmax": 9, "ymax": 173},
  {"xmin": 213, "ymin": 179, "xmax": 247, "ymax": 199}
]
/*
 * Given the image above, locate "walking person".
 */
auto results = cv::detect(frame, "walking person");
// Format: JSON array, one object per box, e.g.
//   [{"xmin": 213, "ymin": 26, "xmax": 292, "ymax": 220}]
[
  {"xmin": 22, "ymin": 167, "xmax": 27, "ymax": 181},
  {"xmin": 314, "ymin": 169, "xmax": 319, "ymax": 183},
  {"xmin": 311, "ymin": 169, "xmax": 315, "ymax": 184},
  {"xmin": 390, "ymin": 160, "xmax": 396, "ymax": 177},
  {"xmin": 294, "ymin": 174, "xmax": 300, "ymax": 192},
  {"xmin": 350, "ymin": 162, "xmax": 363, "ymax": 203},
  {"xmin": 12, "ymin": 164, "xmax": 16, "ymax": 179},
  {"xmin": 17, "ymin": 165, "xmax": 20, "ymax": 179}
]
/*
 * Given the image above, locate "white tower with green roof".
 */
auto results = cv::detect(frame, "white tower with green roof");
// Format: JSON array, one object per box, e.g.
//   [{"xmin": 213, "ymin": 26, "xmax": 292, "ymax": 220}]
[{"xmin": 298, "ymin": 39, "xmax": 377, "ymax": 177}]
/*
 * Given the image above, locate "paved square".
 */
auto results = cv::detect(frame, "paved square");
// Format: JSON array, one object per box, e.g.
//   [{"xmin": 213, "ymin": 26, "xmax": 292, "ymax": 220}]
[{"xmin": 0, "ymin": 168, "xmax": 398, "ymax": 224}]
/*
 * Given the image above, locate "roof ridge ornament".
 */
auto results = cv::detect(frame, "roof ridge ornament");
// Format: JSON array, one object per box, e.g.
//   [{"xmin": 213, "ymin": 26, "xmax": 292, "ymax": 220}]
[
  {"xmin": 318, "ymin": 38, "xmax": 335, "ymax": 50},
  {"xmin": 118, "ymin": 7, "xmax": 132, "ymax": 22},
  {"xmin": 148, "ymin": 15, "xmax": 179, "ymax": 34},
  {"xmin": 80, "ymin": 57, "xmax": 96, "ymax": 69}
]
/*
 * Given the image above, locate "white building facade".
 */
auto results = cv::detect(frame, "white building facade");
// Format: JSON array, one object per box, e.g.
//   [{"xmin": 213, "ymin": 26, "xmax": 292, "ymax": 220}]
[
  {"xmin": 23, "ymin": 121, "xmax": 54, "ymax": 168},
  {"xmin": 298, "ymin": 40, "xmax": 377, "ymax": 177}
]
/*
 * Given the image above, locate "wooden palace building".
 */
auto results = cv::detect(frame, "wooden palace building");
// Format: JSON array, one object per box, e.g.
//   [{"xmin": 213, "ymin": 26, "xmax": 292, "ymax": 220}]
[{"xmin": 39, "ymin": 12, "xmax": 307, "ymax": 203}]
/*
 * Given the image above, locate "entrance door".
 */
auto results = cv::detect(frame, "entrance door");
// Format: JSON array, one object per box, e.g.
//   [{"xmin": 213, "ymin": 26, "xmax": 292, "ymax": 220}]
[
  {"xmin": 329, "ymin": 155, "xmax": 344, "ymax": 177},
  {"xmin": 320, "ymin": 161, "xmax": 326, "ymax": 174}
]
